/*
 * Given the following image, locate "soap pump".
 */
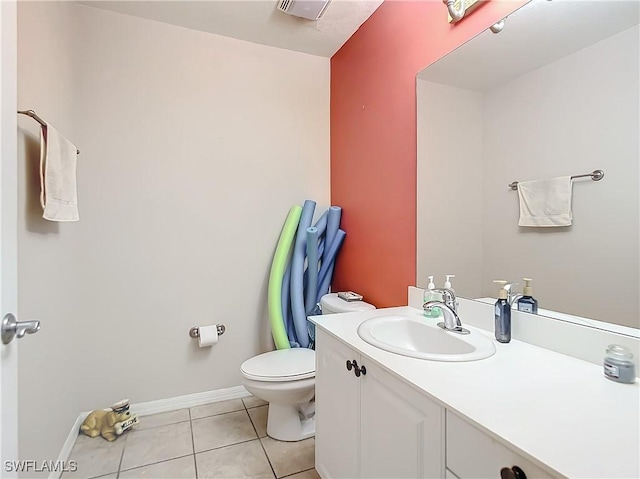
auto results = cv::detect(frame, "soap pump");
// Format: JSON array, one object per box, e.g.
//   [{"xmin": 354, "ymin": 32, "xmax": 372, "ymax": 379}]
[
  {"xmin": 517, "ymin": 278, "xmax": 538, "ymax": 314},
  {"xmin": 444, "ymin": 274, "xmax": 458, "ymax": 309},
  {"xmin": 493, "ymin": 280, "xmax": 511, "ymax": 343},
  {"xmin": 423, "ymin": 276, "xmax": 441, "ymax": 318}
]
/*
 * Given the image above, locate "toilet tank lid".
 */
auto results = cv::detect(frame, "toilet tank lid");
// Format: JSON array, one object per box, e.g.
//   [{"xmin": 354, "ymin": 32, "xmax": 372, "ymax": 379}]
[
  {"xmin": 320, "ymin": 293, "xmax": 376, "ymax": 313},
  {"xmin": 241, "ymin": 349, "xmax": 315, "ymax": 380}
]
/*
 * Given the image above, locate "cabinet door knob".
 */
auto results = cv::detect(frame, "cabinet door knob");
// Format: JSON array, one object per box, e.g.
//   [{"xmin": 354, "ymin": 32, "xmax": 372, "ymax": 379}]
[
  {"xmin": 346, "ymin": 360, "xmax": 366, "ymax": 377},
  {"xmin": 354, "ymin": 362, "xmax": 366, "ymax": 377},
  {"xmin": 500, "ymin": 467, "xmax": 527, "ymax": 479},
  {"xmin": 512, "ymin": 466, "xmax": 527, "ymax": 479},
  {"xmin": 500, "ymin": 468, "xmax": 515, "ymax": 479}
]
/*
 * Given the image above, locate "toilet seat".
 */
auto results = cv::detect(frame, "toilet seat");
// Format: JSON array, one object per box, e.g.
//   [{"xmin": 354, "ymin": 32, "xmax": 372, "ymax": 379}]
[{"xmin": 241, "ymin": 349, "xmax": 315, "ymax": 382}]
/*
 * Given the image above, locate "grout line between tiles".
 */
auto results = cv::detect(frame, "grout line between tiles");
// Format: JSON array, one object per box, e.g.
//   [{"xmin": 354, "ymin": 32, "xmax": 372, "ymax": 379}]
[
  {"xmin": 279, "ymin": 467, "xmax": 316, "ymax": 478},
  {"xmin": 193, "ymin": 453, "xmax": 199, "ymax": 479},
  {"xmin": 115, "ymin": 433, "xmax": 127, "ymax": 478},
  {"xmin": 256, "ymin": 436, "xmax": 278, "ymax": 479},
  {"xmin": 194, "ymin": 435, "xmax": 262, "ymax": 456},
  {"xmin": 118, "ymin": 453, "xmax": 194, "ymax": 475},
  {"xmin": 190, "ymin": 407, "xmax": 246, "ymax": 421},
  {"xmin": 244, "ymin": 403, "xmax": 276, "ymax": 478},
  {"xmin": 188, "ymin": 409, "xmax": 196, "ymax": 455},
  {"xmin": 188, "ymin": 407, "xmax": 199, "ymax": 479},
  {"xmin": 136, "ymin": 418, "xmax": 191, "ymax": 432}
]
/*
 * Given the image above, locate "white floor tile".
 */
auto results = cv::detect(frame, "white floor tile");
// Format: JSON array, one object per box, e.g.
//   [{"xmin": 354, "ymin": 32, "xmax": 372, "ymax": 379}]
[
  {"xmin": 120, "ymin": 421, "xmax": 193, "ymax": 471},
  {"xmin": 196, "ymin": 440, "xmax": 274, "ymax": 479},
  {"xmin": 192, "ymin": 410, "xmax": 257, "ymax": 453}
]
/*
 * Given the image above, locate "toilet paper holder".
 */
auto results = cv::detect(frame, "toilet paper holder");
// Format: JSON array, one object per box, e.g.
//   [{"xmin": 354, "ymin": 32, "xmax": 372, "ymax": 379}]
[{"xmin": 189, "ymin": 324, "xmax": 226, "ymax": 339}]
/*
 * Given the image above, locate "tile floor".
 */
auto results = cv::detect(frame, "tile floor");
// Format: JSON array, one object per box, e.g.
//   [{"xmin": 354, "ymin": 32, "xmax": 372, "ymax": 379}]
[{"xmin": 65, "ymin": 396, "xmax": 319, "ymax": 479}]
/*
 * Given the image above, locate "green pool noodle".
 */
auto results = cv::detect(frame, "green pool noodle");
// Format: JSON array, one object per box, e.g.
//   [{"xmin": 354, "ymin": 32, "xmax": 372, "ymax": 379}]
[{"xmin": 269, "ymin": 205, "xmax": 302, "ymax": 350}]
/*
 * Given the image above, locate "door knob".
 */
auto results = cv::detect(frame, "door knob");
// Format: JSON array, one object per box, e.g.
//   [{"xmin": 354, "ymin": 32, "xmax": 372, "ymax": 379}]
[{"xmin": 2, "ymin": 313, "xmax": 41, "ymax": 345}]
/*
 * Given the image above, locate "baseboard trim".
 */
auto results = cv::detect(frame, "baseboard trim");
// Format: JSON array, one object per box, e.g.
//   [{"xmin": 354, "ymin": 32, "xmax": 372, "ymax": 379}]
[
  {"xmin": 52, "ymin": 385, "xmax": 250, "ymax": 479},
  {"xmin": 131, "ymin": 385, "xmax": 251, "ymax": 417},
  {"xmin": 53, "ymin": 412, "xmax": 89, "ymax": 479}
]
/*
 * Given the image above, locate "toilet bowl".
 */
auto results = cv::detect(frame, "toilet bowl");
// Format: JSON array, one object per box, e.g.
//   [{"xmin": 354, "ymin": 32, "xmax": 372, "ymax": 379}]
[
  {"xmin": 241, "ymin": 348, "xmax": 316, "ymax": 441},
  {"xmin": 241, "ymin": 293, "xmax": 375, "ymax": 442}
]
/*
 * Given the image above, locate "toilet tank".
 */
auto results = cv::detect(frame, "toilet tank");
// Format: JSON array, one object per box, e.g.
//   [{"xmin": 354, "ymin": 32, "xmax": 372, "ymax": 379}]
[{"xmin": 320, "ymin": 293, "xmax": 375, "ymax": 315}]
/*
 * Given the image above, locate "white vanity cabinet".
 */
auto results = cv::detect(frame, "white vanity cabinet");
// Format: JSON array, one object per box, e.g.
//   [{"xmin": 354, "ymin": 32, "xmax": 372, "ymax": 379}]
[{"xmin": 315, "ymin": 329, "xmax": 445, "ymax": 479}]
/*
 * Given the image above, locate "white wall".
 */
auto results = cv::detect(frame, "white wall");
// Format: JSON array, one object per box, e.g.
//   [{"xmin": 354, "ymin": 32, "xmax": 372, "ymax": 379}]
[
  {"xmin": 417, "ymin": 80, "xmax": 484, "ymax": 297},
  {"xmin": 417, "ymin": 26, "xmax": 639, "ymax": 328},
  {"xmin": 17, "ymin": 2, "xmax": 329, "ymax": 464}
]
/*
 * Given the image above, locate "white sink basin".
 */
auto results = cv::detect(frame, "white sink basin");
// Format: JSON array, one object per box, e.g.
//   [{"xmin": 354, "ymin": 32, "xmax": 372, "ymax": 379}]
[{"xmin": 357, "ymin": 315, "xmax": 496, "ymax": 362}]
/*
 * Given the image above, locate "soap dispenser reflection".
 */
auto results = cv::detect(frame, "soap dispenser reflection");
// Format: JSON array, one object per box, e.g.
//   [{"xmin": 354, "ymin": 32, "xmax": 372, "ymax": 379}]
[
  {"xmin": 517, "ymin": 278, "xmax": 538, "ymax": 314},
  {"xmin": 423, "ymin": 276, "xmax": 441, "ymax": 318},
  {"xmin": 444, "ymin": 274, "xmax": 459, "ymax": 310}
]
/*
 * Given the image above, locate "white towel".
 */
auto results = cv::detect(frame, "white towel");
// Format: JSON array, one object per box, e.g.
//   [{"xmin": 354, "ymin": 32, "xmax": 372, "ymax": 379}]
[
  {"xmin": 39, "ymin": 124, "xmax": 79, "ymax": 221},
  {"xmin": 517, "ymin": 176, "xmax": 572, "ymax": 227}
]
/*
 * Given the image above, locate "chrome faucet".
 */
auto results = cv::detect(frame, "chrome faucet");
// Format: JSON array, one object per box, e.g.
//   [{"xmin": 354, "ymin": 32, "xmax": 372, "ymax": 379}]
[
  {"xmin": 504, "ymin": 283, "xmax": 522, "ymax": 306},
  {"xmin": 423, "ymin": 288, "xmax": 470, "ymax": 335}
]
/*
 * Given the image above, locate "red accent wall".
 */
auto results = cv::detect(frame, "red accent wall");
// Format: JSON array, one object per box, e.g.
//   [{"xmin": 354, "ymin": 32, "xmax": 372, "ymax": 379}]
[{"xmin": 331, "ymin": 0, "xmax": 526, "ymax": 308}]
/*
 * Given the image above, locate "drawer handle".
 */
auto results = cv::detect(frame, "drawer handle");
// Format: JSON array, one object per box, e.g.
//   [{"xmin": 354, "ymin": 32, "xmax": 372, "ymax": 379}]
[
  {"xmin": 500, "ymin": 466, "xmax": 527, "ymax": 479},
  {"xmin": 346, "ymin": 360, "xmax": 355, "ymax": 371}
]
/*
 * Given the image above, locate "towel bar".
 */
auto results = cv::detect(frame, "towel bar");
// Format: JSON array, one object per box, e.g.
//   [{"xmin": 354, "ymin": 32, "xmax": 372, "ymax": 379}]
[
  {"xmin": 18, "ymin": 109, "xmax": 80, "ymax": 155},
  {"xmin": 509, "ymin": 169, "xmax": 604, "ymax": 190}
]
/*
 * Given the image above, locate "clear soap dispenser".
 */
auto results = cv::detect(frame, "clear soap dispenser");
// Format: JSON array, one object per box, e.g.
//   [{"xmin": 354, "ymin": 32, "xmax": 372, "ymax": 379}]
[
  {"xmin": 493, "ymin": 280, "xmax": 511, "ymax": 343},
  {"xmin": 423, "ymin": 276, "xmax": 441, "ymax": 318},
  {"xmin": 517, "ymin": 278, "xmax": 538, "ymax": 314}
]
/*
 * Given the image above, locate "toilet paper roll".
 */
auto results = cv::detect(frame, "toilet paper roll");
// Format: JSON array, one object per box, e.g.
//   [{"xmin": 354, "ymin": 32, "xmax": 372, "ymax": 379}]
[{"xmin": 197, "ymin": 325, "xmax": 218, "ymax": 347}]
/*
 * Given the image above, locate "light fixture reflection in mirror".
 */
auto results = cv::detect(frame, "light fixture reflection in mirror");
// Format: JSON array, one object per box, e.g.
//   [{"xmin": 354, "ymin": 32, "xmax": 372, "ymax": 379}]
[
  {"xmin": 417, "ymin": 0, "xmax": 640, "ymax": 335},
  {"xmin": 443, "ymin": 0, "xmax": 466, "ymax": 23}
]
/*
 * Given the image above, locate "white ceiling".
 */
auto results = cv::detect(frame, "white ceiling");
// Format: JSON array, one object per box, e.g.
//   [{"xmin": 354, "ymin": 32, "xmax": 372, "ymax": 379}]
[
  {"xmin": 418, "ymin": 0, "xmax": 640, "ymax": 91},
  {"xmin": 80, "ymin": 0, "xmax": 384, "ymax": 58}
]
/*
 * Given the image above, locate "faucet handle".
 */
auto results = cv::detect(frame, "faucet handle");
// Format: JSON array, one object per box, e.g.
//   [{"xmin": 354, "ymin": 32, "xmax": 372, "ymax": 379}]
[
  {"xmin": 503, "ymin": 283, "xmax": 519, "ymax": 293},
  {"xmin": 432, "ymin": 288, "xmax": 456, "ymax": 309}
]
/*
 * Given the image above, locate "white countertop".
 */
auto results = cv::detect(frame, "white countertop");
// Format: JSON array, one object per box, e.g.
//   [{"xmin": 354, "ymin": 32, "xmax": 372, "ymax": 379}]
[{"xmin": 310, "ymin": 306, "xmax": 640, "ymax": 479}]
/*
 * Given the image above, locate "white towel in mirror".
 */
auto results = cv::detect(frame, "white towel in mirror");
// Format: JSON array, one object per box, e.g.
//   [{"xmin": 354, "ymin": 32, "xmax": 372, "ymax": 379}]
[
  {"xmin": 517, "ymin": 176, "xmax": 572, "ymax": 227},
  {"xmin": 40, "ymin": 124, "xmax": 79, "ymax": 222}
]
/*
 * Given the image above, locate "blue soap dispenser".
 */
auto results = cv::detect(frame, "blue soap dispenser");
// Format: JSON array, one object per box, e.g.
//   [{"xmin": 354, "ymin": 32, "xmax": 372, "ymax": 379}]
[
  {"xmin": 517, "ymin": 278, "xmax": 538, "ymax": 314},
  {"xmin": 493, "ymin": 280, "xmax": 511, "ymax": 343}
]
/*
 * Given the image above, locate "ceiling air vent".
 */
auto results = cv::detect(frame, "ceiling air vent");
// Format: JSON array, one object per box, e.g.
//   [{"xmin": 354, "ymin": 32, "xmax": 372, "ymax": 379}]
[{"xmin": 277, "ymin": 0, "xmax": 331, "ymax": 21}]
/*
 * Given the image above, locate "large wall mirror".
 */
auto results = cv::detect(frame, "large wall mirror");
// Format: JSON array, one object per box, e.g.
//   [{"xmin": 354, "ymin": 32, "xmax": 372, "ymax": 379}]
[{"xmin": 416, "ymin": 0, "xmax": 639, "ymax": 335}]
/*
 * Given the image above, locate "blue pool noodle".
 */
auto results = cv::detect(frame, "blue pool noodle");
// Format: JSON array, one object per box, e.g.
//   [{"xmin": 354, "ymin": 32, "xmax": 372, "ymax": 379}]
[
  {"xmin": 325, "ymin": 207, "xmax": 342, "ymax": 254},
  {"xmin": 313, "ymin": 210, "xmax": 328, "ymax": 238},
  {"xmin": 305, "ymin": 227, "xmax": 319, "ymax": 314},
  {"xmin": 281, "ymin": 260, "xmax": 297, "ymax": 346},
  {"xmin": 317, "ymin": 238, "xmax": 325, "ymax": 267},
  {"xmin": 316, "ymin": 229, "xmax": 346, "ymax": 303},
  {"xmin": 290, "ymin": 200, "xmax": 316, "ymax": 348}
]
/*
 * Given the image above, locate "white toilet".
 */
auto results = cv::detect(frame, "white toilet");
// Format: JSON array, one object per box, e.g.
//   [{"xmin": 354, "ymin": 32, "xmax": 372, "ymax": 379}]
[{"xmin": 240, "ymin": 293, "xmax": 375, "ymax": 441}]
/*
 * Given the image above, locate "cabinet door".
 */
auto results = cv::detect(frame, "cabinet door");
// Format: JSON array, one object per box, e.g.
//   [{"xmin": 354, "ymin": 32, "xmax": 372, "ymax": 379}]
[
  {"xmin": 359, "ymin": 360, "xmax": 445, "ymax": 479},
  {"xmin": 447, "ymin": 412, "xmax": 554, "ymax": 479},
  {"xmin": 315, "ymin": 330, "xmax": 361, "ymax": 479}
]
